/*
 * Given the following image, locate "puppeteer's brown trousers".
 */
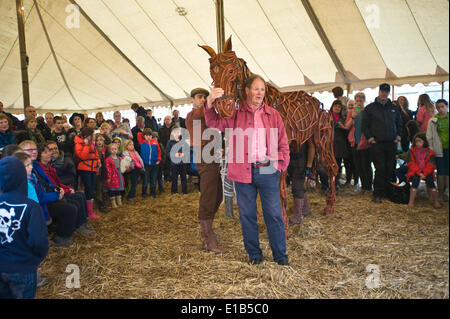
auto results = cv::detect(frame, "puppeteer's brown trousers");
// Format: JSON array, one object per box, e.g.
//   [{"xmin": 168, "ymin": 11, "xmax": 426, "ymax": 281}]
[{"xmin": 197, "ymin": 162, "xmax": 223, "ymax": 220}]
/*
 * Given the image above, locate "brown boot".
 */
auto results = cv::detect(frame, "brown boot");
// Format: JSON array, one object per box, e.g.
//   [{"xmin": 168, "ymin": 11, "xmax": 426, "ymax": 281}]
[
  {"xmin": 289, "ymin": 198, "xmax": 304, "ymax": 225},
  {"xmin": 431, "ymin": 189, "xmax": 442, "ymax": 209},
  {"xmin": 408, "ymin": 188, "xmax": 417, "ymax": 208},
  {"xmin": 199, "ymin": 220, "xmax": 224, "ymax": 253}
]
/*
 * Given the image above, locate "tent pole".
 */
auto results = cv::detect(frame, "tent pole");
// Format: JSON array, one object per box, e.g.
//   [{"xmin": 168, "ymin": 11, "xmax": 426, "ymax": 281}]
[
  {"xmin": 16, "ymin": 0, "xmax": 30, "ymax": 113},
  {"xmin": 215, "ymin": 0, "xmax": 225, "ymax": 53},
  {"xmin": 442, "ymin": 82, "xmax": 444, "ymax": 99},
  {"xmin": 301, "ymin": 0, "xmax": 349, "ymax": 84},
  {"xmin": 392, "ymin": 85, "xmax": 395, "ymax": 101}
]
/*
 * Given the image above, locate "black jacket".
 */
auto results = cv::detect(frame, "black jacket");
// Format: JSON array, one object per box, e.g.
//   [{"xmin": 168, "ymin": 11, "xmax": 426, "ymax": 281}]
[
  {"xmin": 172, "ymin": 117, "xmax": 186, "ymax": 129},
  {"xmin": 131, "ymin": 125, "xmax": 144, "ymax": 154},
  {"xmin": 145, "ymin": 116, "xmax": 159, "ymax": 132},
  {"xmin": 332, "ymin": 115, "xmax": 350, "ymax": 158},
  {"xmin": 135, "ymin": 106, "xmax": 147, "ymax": 119},
  {"xmin": 159, "ymin": 124, "xmax": 174, "ymax": 153},
  {"xmin": 362, "ymin": 98, "xmax": 402, "ymax": 143}
]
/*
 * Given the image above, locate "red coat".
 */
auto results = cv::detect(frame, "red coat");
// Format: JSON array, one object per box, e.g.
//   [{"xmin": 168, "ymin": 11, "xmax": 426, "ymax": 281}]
[
  {"xmin": 406, "ymin": 146, "xmax": 436, "ymax": 182},
  {"xmin": 103, "ymin": 156, "xmax": 124, "ymax": 189}
]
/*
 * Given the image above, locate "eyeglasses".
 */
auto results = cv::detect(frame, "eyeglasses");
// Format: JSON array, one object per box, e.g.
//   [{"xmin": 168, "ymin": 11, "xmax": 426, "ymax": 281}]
[{"xmin": 23, "ymin": 148, "xmax": 38, "ymax": 152}]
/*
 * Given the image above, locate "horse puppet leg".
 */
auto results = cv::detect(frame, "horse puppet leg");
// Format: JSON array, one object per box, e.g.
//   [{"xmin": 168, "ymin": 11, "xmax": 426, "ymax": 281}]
[
  {"xmin": 317, "ymin": 113, "xmax": 339, "ymax": 216},
  {"xmin": 280, "ymin": 170, "xmax": 289, "ymax": 240}
]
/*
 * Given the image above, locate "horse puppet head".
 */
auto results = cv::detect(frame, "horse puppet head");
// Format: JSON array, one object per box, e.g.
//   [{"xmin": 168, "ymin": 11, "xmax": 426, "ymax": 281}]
[{"xmin": 199, "ymin": 36, "xmax": 250, "ymax": 118}]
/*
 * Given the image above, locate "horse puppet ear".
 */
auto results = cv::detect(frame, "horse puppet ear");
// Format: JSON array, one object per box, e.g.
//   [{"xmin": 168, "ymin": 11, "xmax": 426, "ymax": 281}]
[
  {"xmin": 224, "ymin": 35, "xmax": 232, "ymax": 52},
  {"xmin": 198, "ymin": 44, "xmax": 217, "ymax": 58}
]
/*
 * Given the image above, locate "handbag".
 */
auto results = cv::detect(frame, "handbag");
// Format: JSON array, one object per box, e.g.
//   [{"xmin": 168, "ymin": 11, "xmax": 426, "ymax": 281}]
[{"xmin": 387, "ymin": 182, "xmax": 410, "ymax": 205}]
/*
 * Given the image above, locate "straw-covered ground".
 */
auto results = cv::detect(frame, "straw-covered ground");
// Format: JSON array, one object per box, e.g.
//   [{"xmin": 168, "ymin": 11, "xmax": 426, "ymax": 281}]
[{"xmin": 36, "ymin": 182, "xmax": 449, "ymax": 299}]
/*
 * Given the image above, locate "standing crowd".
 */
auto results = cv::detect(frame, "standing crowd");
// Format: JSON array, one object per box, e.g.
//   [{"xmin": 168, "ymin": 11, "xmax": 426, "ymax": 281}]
[{"xmin": 0, "ymin": 81, "xmax": 448, "ymax": 298}]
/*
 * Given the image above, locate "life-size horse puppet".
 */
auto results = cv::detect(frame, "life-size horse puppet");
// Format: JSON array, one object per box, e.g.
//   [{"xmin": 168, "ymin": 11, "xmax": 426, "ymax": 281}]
[{"xmin": 199, "ymin": 37, "xmax": 338, "ymax": 228}]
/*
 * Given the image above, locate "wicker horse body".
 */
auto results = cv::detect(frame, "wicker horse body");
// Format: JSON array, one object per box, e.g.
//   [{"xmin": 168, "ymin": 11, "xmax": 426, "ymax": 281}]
[{"xmin": 200, "ymin": 38, "xmax": 338, "ymax": 225}]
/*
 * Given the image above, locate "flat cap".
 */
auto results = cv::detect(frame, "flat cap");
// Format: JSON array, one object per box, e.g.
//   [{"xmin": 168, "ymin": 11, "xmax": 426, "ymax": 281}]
[{"xmin": 190, "ymin": 88, "xmax": 209, "ymax": 98}]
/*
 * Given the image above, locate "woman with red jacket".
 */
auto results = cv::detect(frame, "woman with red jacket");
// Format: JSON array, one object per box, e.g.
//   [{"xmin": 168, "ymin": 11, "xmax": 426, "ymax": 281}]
[
  {"xmin": 407, "ymin": 132, "xmax": 441, "ymax": 209},
  {"xmin": 74, "ymin": 127, "xmax": 101, "ymax": 219}
]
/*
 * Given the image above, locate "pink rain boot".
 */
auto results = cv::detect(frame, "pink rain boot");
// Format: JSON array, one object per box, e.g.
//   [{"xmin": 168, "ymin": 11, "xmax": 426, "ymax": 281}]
[{"xmin": 87, "ymin": 200, "xmax": 100, "ymax": 219}]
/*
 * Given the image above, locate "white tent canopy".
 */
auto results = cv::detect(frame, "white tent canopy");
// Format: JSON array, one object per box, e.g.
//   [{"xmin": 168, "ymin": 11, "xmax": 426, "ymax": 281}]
[{"xmin": 0, "ymin": 0, "xmax": 448, "ymax": 114}]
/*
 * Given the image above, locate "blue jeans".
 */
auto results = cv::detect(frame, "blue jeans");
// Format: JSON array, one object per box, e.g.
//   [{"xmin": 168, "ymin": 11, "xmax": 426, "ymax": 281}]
[
  {"xmin": 143, "ymin": 164, "xmax": 158, "ymax": 196},
  {"xmin": 234, "ymin": 167, "xmax": 288, "ymax": 263},
  {"xmin": 0, "ymin": 272, "xmax": 37, "ymax": 299}
]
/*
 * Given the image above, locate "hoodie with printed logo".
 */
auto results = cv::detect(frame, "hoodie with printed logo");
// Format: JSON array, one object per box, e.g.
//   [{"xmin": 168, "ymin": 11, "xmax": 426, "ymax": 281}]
[{"xmin": 0, "ymin": 156, "xmax": 49, "ymax": 273}]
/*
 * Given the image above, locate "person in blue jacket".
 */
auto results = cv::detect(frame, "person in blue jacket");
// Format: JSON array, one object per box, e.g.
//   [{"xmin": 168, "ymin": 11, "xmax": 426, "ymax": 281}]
[{"xmin": 0, "ymin": 156, "xmax": 49, "ymax": 299}]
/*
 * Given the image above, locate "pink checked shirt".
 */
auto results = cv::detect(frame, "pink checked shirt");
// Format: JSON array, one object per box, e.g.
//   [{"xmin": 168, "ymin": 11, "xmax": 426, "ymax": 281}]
[{"xmin": 204, "ymin": 101, "xmax": 290, "ymax": 184}]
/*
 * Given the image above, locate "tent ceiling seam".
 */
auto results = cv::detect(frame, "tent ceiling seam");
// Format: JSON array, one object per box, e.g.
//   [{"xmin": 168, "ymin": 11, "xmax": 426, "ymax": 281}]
[
  {"xmin": 56, "ymin": 54, "xmax": 129, "ymax": 107},
  {"xmin": 101, "ymin": 0, "xmax": 186, "ymax": 96},
  {"xmin": 69, "ymin": 85, "xmax": 114, "ymax": 106},
  {"xmin": 34, "ymin": 0, "xmax": 84, "ymax": 110},
  {"xmin": 353, "ymin": 0, "xmax": 390, "ymax": 73},
  {"xmin": 255, "ymin": 0, "xmax": 306, "ymax": 78},
  {"xmin": 11, "ymin": 53, "xmax": 53, "ymax": 106},
  {"xmin": 301, "ymin": 0, "xmax": 349, "ymax": 84},
  {"xmin": 40, "ymin": 84, "xmax": 65, "ymax": 107},
  {"xmin": 55, "ymin": 53, "xmax": 132, "ymax": 106},
  {"xmin": 38, "ymin": 4, "xmax": 150, "ymax": 103},
  {"xmin": 135, "ymin": 0, "xmax": 212, "ymax": 90},
  {"xmin": 405, "ymin": 0, "xmax": 439, "ymax": 67},
  {"xmin": 70, "ymin": 0, "xmax": 173, "ymax": 104}
]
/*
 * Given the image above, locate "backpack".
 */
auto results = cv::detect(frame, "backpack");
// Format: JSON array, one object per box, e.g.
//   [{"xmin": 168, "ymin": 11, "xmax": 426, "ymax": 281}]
[{"xmin": 387, "ymin": 182, "xmax": 410, "ymax": 205}]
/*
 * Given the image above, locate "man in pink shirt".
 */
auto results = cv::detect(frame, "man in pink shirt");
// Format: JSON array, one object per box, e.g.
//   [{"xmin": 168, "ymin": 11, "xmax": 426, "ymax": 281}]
[{"xmin": 204, "ymin": 74, "xmax": 290, "ymax": 266}]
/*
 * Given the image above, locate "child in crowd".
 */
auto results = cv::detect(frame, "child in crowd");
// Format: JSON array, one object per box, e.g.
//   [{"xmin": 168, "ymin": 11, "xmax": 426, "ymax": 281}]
[
  {"xmin": 122, "ymin": 140, "xmax": 144, "ymax": 201},
  {"xmin": 14, "ymin": 152, "xmax": 39, "ymax": 205},
  {"xmin": 111, "ymin": 137, "xmax": 124, "ymax": 155},
  {"xmin": 166, "ymin": 128, "xmax": 188, "ymax": 195},
  {"xmin": 407, "ymin": 133, "xmax": 441, "ymax": 209},
  {"xmin": 0, "ymin": 156, "xmax": 49, "ymax": 299},
  {"xmin": 51, "ymin": 116, "xmax": 70, "ymax": 155},
  {"xmin": 94, "ymin": 134, "xmax": 109, "ymax": 212},
  {"xmin": 416, "ymin": 94, "xmax": 436, "ymax": 132},
  {"xmin": 74, "ymin": 127, "xmax": 101, "ymax": 219},
  {"xmin": 104, "ymin": 143, "xmax": 124, "ymax": 208},
  {"xmin": 426, "ymin": 99, "xmax": 449, "ymax": 202},
  {"xmin": 152, "ymin": 132, "xmax": 165, "ymax": 194},
  {"xmin": 99, "ymin": 122, "xmax": 112, "ymax": 146},
  {"xmin": 139, "ymin": 128, "xmax": 161, "ymax": 198}
]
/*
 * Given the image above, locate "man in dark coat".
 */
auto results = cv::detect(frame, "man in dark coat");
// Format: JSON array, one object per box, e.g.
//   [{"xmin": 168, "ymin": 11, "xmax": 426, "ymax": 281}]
[
  {"xmin": 362, "ymin": 83, "xmax": 402, "ymax": 203},
  {"xmin": 172, "ymin": 109, "xmax": 186, "ymax": 129},
  {"xmin": 145, "ymin": 109, "xmax": 159, "ymax": 132}
]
